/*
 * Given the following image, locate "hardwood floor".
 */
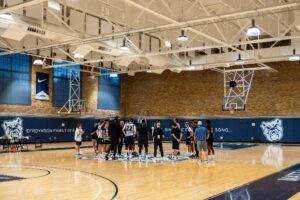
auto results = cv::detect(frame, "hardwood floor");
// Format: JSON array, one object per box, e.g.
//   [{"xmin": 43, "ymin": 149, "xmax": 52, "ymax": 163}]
[{"xmin": 0, "ymin": 142, "xmax": 299, "ymax": 200}]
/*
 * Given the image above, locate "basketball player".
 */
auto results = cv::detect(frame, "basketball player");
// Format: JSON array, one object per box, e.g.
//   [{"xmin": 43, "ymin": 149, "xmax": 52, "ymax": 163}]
[
  {"xmin": 97, "ymin": 120, "xmax": 105, "ymax": 160},
  {"xmin": 123, "ymin": 118, "xmax": 136, "ymax": 160},
  {"xmin": 194, "ymin": 121, "xmax": 209, "ymax": 163},
  {"xmin": 138, "ymin": 120, "xmax": 150, "ymax": 158},
  {"xmin": 171, "ymin": 122, "xmax": 182, "ymax": 159},
  {"xmin": 90, "ymin": 122, "xmax": 99, "ymax": 154},
  {"xmin": 99, "ymin": 120, "xmax": 110, "ymax": 160},
  {"xmin": 205, "ymin": 120, "xmax": 215, "ymax": 160},
  {"xmin": 153, "ymin": 122, "xmax": 164, "ymax": 158},
  {"xmin": 191, "ymin": 120, "xmax": 199, "ymax": 157},
  {"xmin": 109, "ymin": 116, "xmax": 122, "ymax": 160},
  {"xmin": 118, "ymin": 120, "xmax": 125, "ymax": 157},
  {"xmin": 173, "ymin": 117, "xmax": 181, "ymax": 129},
  {"xmin": 74, "ymin": 123, "xmax": 84, "ymax": 158},
  {"xmin": 184, "ymin": 122, "xmax": 194, "ymax": 156}
]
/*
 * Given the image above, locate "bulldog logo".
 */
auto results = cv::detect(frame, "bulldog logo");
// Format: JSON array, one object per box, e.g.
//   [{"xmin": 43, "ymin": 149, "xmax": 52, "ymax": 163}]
[{"xmin": 260, "ymin": 119, "xmax": 283, "ymax": 142}]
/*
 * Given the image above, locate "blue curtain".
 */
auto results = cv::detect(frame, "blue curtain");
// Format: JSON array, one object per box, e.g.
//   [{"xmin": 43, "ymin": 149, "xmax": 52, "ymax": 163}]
[
  {"xmin": 53, "ymin": 62, "xmax": 81, "ymax": 107},
  {"xmin": 0, "ymin": 54, "xmax": 31, "ymax": 105},
  {"xmin": 98, "ymin": 69, "xmax": 120, "ymax": 110}
]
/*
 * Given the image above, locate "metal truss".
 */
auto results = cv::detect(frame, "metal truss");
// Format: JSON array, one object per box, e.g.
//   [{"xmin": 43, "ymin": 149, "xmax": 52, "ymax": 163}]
[
  {"xmin": 58, "ymin": 70, "xmax": 86, "ymax": 114},
  {"xmin": 223, "ymin": 68, "xmax": 255, "ymax": 110}
]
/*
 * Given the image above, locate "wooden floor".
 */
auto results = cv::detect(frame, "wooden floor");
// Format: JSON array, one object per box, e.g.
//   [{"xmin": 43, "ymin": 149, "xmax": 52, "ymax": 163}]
[{"xmin": 0, "ymin": 142, "xmax": 300, "ymax": 200}]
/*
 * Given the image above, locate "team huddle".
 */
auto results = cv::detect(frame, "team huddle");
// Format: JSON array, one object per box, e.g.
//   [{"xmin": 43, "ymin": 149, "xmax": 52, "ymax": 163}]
[{"xmin": 74, "ymin": 117, "xmax": 215, "ymax": 163}]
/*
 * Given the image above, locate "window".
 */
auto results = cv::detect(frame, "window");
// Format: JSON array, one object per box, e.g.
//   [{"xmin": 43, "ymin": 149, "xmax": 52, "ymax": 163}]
[
  {"xmin": 53, "ymin": 62, "xmax": 81, "ymax": 107},
  {"xmin": 0, "ymin": 53, "xmax": 31, "ymax": 105},
  {"xmin": 98, "ymin": 69, "xmax": 120, "ymax": 110}
]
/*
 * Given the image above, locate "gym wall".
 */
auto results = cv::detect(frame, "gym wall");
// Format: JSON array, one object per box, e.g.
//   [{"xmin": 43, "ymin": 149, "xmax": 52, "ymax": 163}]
[
  {"xmin": 120, "ymin": 61, "xmax": 300, "ymax": 117},
  {"xmin": 0, "ymin": 56, "xmax": 120, "ymax": 117}
]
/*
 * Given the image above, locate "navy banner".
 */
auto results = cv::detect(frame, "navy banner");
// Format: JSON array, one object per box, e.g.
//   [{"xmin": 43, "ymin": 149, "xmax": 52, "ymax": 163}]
[
  {"xmin": 0, "ymin": 116, "xmax": 300, "ymax": 143},
  {"xmin": 36, "ymin": 72, "xmax": 49, "ymax": 100}
]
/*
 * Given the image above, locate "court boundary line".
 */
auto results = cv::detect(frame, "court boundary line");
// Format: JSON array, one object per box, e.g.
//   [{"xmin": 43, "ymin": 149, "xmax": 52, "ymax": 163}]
[
  {"xmin": 20, "ymin": 164, "xmax": 118, "ymax": 200},
  {"xmin": 0, "ymin": 165, "xmax": 51, "ymax": 180}
]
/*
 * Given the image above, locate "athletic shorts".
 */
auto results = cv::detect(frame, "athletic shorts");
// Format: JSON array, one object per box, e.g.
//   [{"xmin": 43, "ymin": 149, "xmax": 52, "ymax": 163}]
[
  {"xmin": 186, "ymin": 138, "xmax": 192, "ymax": 145},
  {"xmin": 103, "ymin": 140, "xmax": 110, "ymax": 145},
  {"xmin": 207, "ymin": 139, "xmax": 213, "ymax": 146},
  {"xmin": 92, "ymin": 133, "xmax": 98, "ymax": 140},
  {"xmin": 125, "ymin": 136, "xmax": 134, "ymax": 149},
  {"xmin": 197, "ymin": 140, "xmax": 207, "ymax": 151},
  {"xmin": 97, "ymin": 138, "xmax": 104, "ymax": 144},
  {"xmin": 172, "ymin": 140, "xmax": 179, "ymax": 150},
  {"xmin": 76, "ymin": 141, "xmax": 82, "ymax": 146}
]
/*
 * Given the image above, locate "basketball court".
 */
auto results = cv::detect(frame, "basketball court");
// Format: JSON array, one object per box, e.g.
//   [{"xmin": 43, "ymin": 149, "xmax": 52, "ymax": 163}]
[{"xmin": 1, "ymin": 0, "xmax": 300, "ymax": 200}]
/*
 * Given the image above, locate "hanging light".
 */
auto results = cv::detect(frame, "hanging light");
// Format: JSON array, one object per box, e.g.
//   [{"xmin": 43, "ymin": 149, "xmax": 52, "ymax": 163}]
[
  {"xmin": 120, "ymin": 38, "xmax": 129, "ymax": 51},
  {"xmin": 33, "ymin": 58, "xmax": 44, "ymax": 65},
  {"xmin": 247, "ymin": 19, "xmax": 261, "ymax": 37},
  {"xmin": 288, "ymin": 49, "xmax": 300, "ymax": 61},
  {"xmin": 33, "ymin": 49, "xmax": 43, "ymax": 65},
  {"xmin": 177, "ymin": 30, "xmax": 188, "ymax": 41},
  {"xmin": 234, "ymin": 54, "xmax": 244, "ymax": 65},
  {"xmin": 186, "ymin": 60, "xmax": 195, "ymax": 70}
]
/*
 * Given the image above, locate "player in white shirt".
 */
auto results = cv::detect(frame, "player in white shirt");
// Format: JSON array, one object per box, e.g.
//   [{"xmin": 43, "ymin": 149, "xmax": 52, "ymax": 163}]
[
  {"xmin": 74, "ymin": 124, "xmax": 84, "ymax": 158},
  {"xmin": 184, "ymin": 122, "xmax": 194, "ymax": 156},
  {"xmin": 122, "ymin": 119, "xmax": 136, "ymax": 160}
]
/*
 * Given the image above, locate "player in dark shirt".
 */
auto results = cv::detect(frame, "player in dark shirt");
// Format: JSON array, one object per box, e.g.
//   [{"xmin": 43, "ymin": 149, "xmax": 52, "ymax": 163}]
[
  {"xmin": 118, "ymin": 120, "xmax": 125, "ymax": 157},
  {"xmin": 90, "ymin": 122, "xmax": 99, "ymax": 154},
  {"xmin": 137, "ymin": 120, "xmax": 149, "ymax": 158},
  {"xmin": 205, "ymin": 120, "xmax": 215, "ymax": 160},
  {"xmin": 153, "ymin": 122, "xmax": 164, "ymax": 158},
  {"xmin": 109, "ymin": 116, "xmax": 122, "ymax": 160},
  {"xmin": 191, "ymin": 119, "xmax": 198, "ymax": 157},
  {"xmin": 171, "ymin": 122, "xmax": 182, "ymax": 158}
]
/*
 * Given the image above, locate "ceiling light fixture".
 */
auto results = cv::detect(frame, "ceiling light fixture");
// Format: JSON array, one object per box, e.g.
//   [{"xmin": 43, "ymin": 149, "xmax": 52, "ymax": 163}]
[
  {"xmin": 246, "ymin": 19, "xmax": 261, "ymax": 37},
  {"xmin": 234, "ymin": 54, "xmax": 245, "ymax": 65},
  {"xmin": 120, "ymin": 38, "xmax": 129, "ymax": 51},
  {"xmin": 177, "ymin": 30, "xmax": 188, "ymax": 41},
  {"xmin": 288, "ymin": 49, "xmax": 300, "ymax": 61},
  {"xmin": 33, "ymin": 58, "xmax": 44, "ymax": 65},
  {"xmin": 186, "ymin": 60, "xmax": 195, "ymax": 70}
]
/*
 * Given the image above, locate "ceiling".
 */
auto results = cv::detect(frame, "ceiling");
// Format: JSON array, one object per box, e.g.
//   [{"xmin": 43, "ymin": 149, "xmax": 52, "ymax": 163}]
[{"xmin": 0, "ymin": 0, "xmax": 300, "ymax": 75}]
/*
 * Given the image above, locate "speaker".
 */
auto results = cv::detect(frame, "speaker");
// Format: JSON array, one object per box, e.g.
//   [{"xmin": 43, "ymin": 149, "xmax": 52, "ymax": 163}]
[{"xmin": 229, "ymin": 81, "xmax": 237, "ymax": 88}]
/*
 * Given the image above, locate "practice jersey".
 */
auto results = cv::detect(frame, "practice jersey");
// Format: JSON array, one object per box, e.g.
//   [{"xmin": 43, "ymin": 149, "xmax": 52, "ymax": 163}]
[
  {"xmin": 185, "ymin": 127, "xmax": 193, "ymax": 140},
  {"xmin": 124, "ymin": 122, "xmax": 135, "ymax": 137},
  {"xmin": 97, "ymin": 125, "xmax": 104, "ymax": 138},
  {"xmin": 101, "ymin": 126, "xmax": 109, "ymax": 141},
  {"xmin": 74, "ymin": 128, "xmax": 82, "ymax": 142}
]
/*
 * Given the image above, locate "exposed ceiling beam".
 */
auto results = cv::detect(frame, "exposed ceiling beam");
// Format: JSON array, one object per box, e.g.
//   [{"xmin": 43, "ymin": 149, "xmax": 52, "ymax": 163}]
[
  {"xmin": 1, "ymin": 1, "xmax": 299, "ymax": 57},
  {"xmin": 44, "ymin": 34, "xmax": 300, "ymax": 69},
  {"xmin": 0, "ymin": 0, "xmax": 47, "ymax": 14},
  {"xmin": 121, "ymin": 0, "xmax": 242, "ymax": 53}
]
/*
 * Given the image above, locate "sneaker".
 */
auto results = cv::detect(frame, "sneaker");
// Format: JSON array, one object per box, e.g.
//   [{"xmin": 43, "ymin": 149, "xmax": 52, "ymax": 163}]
[
  {"xmin": 98, "ymin": 155, "xmax": 103, "ymax": 161},
  {"xmin": 112, "ymin": 156, "xmax": 117, "ymax": 160},
  {"xmin": 105, "ymin": 154, "xmax": 109, "ymax": 160}
]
